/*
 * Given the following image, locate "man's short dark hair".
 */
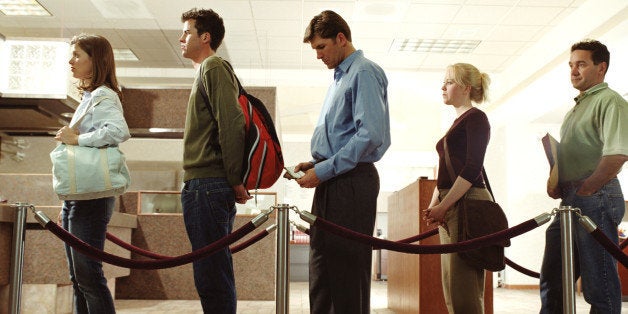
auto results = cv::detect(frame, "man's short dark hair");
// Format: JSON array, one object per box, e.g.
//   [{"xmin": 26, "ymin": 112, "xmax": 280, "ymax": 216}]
[
  {"xmin": 303, "ymin": 10, "xmax": 352, "ymax": 43},
  {"xmin": 181, "ymin": 8, "xmax": 225, "ymax": 51},
  {"xmin": 571, "ymin": 39, "xmax": 610, "ymax": 73}
]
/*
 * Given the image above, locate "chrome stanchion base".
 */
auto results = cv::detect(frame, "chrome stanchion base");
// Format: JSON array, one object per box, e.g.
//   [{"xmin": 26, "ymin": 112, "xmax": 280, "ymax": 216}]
[
  {"xmin": 9, "ymin": 202, "xmax": 30, "ymax": 314},
  {"xmin": 275, "ymin": 204, "xmax": 291, "ymax": 314},
  {"xmin": 556, "ymin": 205, "xmax": 579, "ymax": 314}
]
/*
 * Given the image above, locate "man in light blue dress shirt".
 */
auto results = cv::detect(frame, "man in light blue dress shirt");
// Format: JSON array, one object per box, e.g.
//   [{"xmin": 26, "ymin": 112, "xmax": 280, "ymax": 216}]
[{"xmin": 291, "ymin": 10, "xmax": 390, "ymax": 314}]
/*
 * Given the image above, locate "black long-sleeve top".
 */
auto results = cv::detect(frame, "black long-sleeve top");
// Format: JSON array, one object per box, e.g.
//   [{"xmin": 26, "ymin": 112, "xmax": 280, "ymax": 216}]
[{"xmin": 435, "ymin": 107, "xmax": 490, "ymax": 189}]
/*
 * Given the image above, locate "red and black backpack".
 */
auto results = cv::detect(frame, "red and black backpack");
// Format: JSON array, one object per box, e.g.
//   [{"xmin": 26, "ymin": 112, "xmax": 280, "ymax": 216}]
[{"xmin": 197, "ymin": 59, "xmax": 284, "ymax": 190}]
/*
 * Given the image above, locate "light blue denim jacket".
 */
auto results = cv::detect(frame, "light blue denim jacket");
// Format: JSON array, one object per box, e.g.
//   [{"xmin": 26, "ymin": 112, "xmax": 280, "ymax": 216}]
[{"xmin": 70, "ymin": 85, "xmax": 130, "ymax": 147}]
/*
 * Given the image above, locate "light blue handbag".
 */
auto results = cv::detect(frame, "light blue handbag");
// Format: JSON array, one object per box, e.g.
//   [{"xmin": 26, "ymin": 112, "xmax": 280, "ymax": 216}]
[{"xmin": 50, "ymin": 95, "xmax": 130, "ymax": 200}]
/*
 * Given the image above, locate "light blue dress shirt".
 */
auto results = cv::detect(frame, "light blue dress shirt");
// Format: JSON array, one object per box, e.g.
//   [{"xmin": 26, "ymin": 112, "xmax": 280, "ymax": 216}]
[
  {"xmin": 70, "ymin": 85, "xmax": 130, "ymax": 147},
  {"xmin": 311, "ymin": 50, "xmax": 391, "ymax": 182}
]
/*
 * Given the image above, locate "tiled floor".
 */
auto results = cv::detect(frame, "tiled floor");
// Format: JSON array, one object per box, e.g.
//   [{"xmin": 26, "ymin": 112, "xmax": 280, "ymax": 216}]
[{"xmin": 115, "ymin": 280, "xmax": 628, "ymax": 313}]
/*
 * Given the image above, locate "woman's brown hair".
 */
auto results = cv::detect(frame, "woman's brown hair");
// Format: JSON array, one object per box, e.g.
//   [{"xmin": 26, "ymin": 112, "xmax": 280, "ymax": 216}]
[{"xmin": 70, "ymin": 34, "xmax": 121, "ymax": 98}]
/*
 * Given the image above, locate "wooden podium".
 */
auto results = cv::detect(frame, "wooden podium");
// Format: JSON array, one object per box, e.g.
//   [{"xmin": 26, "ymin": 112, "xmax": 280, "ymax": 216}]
[{"xmin": 387, "ymin": 178, "xmax": 493, "ymax": 314}]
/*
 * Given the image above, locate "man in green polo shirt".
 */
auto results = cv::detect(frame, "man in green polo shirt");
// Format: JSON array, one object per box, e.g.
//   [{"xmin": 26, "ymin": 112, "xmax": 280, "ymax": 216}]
[{"xmin": 540, "ymin": 39, "xmax": 628, "ymax": 314}]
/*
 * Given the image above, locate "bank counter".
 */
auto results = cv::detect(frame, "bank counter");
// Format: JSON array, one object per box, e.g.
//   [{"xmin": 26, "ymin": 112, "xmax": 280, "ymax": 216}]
[
  {"xmin": 0, "ymin": 191, "xmax": 277, "ymax": 313},
  {"xmin": 0, "ymin": 204, "xmax": 136, "ymax": 313}
]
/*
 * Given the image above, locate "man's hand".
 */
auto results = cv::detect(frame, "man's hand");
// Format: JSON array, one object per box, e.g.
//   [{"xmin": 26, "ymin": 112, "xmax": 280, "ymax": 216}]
[
  {"xmin": 296, "ymin": 165, "xmax": 320, "ymax": 188},
  {"xmin": 233, "ymin": 184, "xmax": 252, "ymax": 204},
  {"xmin": 283, "ymin": 162, "xmax": 314, "ymax": 180},
  {"xmin": 575, "ymin": 180, "xmax": 597, "ymax": 196}
]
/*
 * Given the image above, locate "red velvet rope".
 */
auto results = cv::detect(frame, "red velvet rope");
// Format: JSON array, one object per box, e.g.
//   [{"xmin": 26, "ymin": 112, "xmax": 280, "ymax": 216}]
[
  {"xmin": 308, "ymin": 225, "xmax": 541, "ymax": 278},
  {"xmin": 311, "ymin": 216, "xmax": 539, "ymax": 254},
  {"xmin": 505, "ymin": 257, "xmax": 539, "ymax": 278},
  {"xmin": 230, "ymin": 229, "xmax": 270, "ymax": 254},
  {"xmin": 588, "ymin": 228, "xmax": 628, "ymax": 269},
  {"xmin": 45, "ymin": 220, "xmax": 256, "ymax": 269},
  {"xmin": 105, "ymin": 232, "xmax": 168, "ymax": 259},
  {"xmin": 395, "ymin": 227, "xmax": 439, "ymax": 244},
  {"xmin": 370, "ymin": 228, "xmax": 439, "ymax": 250},
  {"xmin": 105, "ymin": 228, "xmax": 272, "ymax": 259},
  {"xmin": 303, "ymin": 226, "xmax": 439, "ymax": 245}
]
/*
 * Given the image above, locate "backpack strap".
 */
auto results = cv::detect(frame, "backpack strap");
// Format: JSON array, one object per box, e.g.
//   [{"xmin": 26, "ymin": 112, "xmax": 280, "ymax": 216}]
[
  {"xmin": 222, "ymin": 59, "xmax": 246, "ymax": 95},
  {"xmin": 197, "ymin": 58, "xmax": 244, "ymax": 112},
  {"xmin": 196, "ymin": 62, "xmax": 215, "ymax": 118}
]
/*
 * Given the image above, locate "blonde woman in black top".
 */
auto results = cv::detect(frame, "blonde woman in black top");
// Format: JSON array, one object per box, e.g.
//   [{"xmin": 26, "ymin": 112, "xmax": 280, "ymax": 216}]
[{"xmin": 424, "ymin": 63, "xmax": 491, "ymax": 313}]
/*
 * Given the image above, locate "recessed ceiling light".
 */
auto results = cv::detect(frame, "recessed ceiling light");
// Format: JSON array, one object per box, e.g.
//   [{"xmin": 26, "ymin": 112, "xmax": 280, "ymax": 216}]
[
  {"xmin": 113, "ymin": 48, "xmax": 139, "ymax": 61},
  {"xmin": 391, "ymin": 39, "xmax": 481, "ymax": 54},
  {"xmin": 0, "ymin": 0, "xmax": 51, "ymax": 16}
]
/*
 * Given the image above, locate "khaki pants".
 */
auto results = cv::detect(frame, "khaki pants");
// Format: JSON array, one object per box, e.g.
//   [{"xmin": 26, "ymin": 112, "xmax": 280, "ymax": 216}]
[{"xmin": 438, "ymin": 187, "xmax": 490, "ymax": 314}]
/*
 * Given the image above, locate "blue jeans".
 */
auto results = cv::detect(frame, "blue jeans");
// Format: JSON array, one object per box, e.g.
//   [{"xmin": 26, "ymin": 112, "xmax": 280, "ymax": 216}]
[
  {"xmin": 540, "ymin": 178, "xmax": 625, "ymax": 314},
  {"xmin": 62, "ymin": 197, "xmax": 116, "ymax": 314},
  {"xmin": 181, "ymin": 177, "xmax": 237, "ymax": 314}
]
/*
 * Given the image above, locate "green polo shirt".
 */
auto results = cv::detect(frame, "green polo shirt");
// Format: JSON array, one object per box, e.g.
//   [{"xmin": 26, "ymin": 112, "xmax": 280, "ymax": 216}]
[{"xmin": 558, "ymin": 82, "xmax": 628, "ymax": 182}]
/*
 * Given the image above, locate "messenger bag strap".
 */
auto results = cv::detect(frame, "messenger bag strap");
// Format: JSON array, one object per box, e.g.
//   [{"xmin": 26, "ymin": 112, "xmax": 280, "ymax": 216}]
[
  {"xmin": 442, "ymin": 137, "xmax": 456, "ymax": 184},
  {"xmin": 443, "ymin": 136, "xmax": 495, "ymax": 202}
]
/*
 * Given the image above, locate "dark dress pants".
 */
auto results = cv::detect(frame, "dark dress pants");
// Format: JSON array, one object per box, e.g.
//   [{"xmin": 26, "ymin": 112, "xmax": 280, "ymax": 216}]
[{"xmin": 309, "ymin": 163, "xmax": 379, "ymax": 314}]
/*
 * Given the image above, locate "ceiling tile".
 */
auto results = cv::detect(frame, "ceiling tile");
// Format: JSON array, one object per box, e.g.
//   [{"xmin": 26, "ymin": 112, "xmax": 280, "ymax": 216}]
[
  {"xmin": 502, "ymin": 6, "xmax": 566, "ymax": 25},
  {"xmin": 352, "ymin": 1, "xmax": 410, "ymax": 22},
  {"xmin": 421, "ymin": 52, "xmax": 509, "ymax": 72},
  {"xmin": 351, "ymin": 21, "xmax": 404, "ymax": 40},
  {"xmin": 410, "ymin": 0, "xmax": 465, "ymax": 4},
  {"xmin": 253, "ymin": 20, "xmax": 303, "ymax": 38},
  {"xmin": 518, "ymin": 0, "xmax": 575, "ymax": 6},
  {"xmin": 224, "ymin": 19, "xmax": 256, "ymax": 34},
  {"xmin": 393, "ymin": 23, "xmax": 448, "ymax": 38},
  {"xmin": 404, "ymin": 4, "xmax": 461, "ymax": 23},
  {"xmin": 486, "ymin": 25, "xmax": 544, "ymax": 41},
  {"xmin": 452, "ymin": 5, "xmax": 513, "ymax": 24},
  {"xmin": 372, "ymin": 52, "xmax": 427, "ymax": 70},
  {"xmin": 353, "ymin": 38, "xmax": 394, "ymax": 54},
  {"xmin": 549, "ymin": 7, "xmax": 575, "ymax": 25},
  {"xmin": 441, "ymin": 24, "xmax": 494, "ymax": 40},
  {"xmin": 301, "ymin": 1, "xmax": 355, "ymax": 22},
  {"xmin": 473, "ymin": 41, "xmax": 527, "ymax": 55},
  {"xmin": 465, "ymin": 0, "xmax": 519, "ymax": 4},
  {"xmin": 251, "ymin": 1, "xmax": 303, "ymax": 20}
]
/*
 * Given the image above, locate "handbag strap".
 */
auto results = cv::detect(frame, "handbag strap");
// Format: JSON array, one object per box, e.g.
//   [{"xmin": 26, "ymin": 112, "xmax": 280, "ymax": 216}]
[{"xmin": 442, "ymin": 137, "xmax": 495, "ymax": 201}]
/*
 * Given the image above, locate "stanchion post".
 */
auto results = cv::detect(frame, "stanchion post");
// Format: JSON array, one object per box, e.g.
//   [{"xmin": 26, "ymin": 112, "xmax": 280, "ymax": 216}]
[
  {"xmin": 9, "ymin": 203, "xmax": 28, "ymax": 314},
  {"xmin": 559, "ymin": 205, "xmax": 576, "ymax": 314},
  {"xmin": 275, "ymin": 204, "xmax": 291, "ymax": 314}
]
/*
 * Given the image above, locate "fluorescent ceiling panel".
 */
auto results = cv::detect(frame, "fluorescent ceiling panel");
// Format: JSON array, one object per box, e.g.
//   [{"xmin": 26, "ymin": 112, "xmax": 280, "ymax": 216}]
[
  {"xmin": 391, "ymin": 38, "xmax": 481, "ymax": 53},
  {"xmin": 0, "ymin": 0, "xmax": 50, "ymax": 16}
]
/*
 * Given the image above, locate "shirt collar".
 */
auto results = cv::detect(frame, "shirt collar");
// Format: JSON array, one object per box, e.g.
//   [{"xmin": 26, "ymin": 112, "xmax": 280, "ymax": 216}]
[
  {"xmin": 574, "ymin": 82, "xmax": 608, "ymax": 102},
  {"xmin": 334, "ymin": 50, "xmax": 362, "ymax": 81}
]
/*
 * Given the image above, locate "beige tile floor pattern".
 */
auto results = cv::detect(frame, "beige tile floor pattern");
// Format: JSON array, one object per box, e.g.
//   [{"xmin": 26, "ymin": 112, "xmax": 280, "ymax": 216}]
[{"xmin": 115, "ymin": 280, "xmax": 628, "ymax": 313}]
